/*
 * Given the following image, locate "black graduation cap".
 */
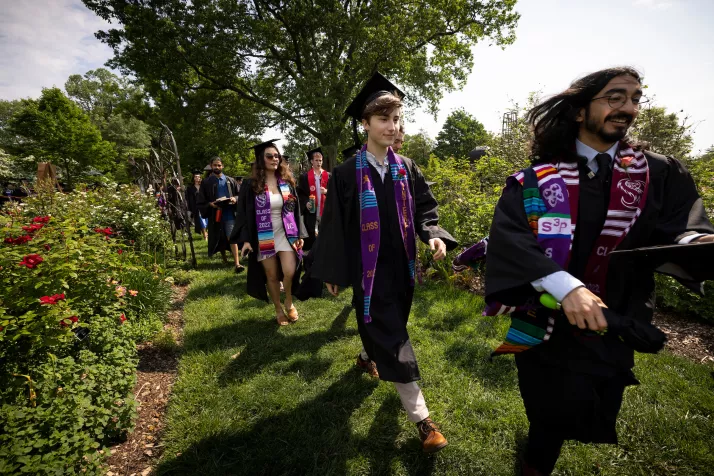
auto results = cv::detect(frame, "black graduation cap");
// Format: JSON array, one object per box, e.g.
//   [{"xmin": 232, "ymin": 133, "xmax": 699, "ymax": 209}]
[
  {"xmin": 610, "ymin": 241, "xmax": 714, "ymax": 294},
  {"xmin": 191, "ymin": 169, "xmax": 202, "ymax": 175},
  {"xmin": 305, "ymin": 147, "xmax": 323, "ymax": 161},
  {"xmin": 282, "ymin": 155, "xmax": 290, "ymax": 162},
  {"xmin": 344, "ymin": 72, "xmax": 405, "ymax": 147},
  {"xmin": 235, "ymin": 176, "xmax": 243, "ymax": 180},
  {"xmin": 345, "ymin": 72, "xmax": 405, "ymax": 121},
  {"xmin": 341, "ymin": 144, "xmax": 362, "ymax": 160},
  {"xmin": 250, "ymin": 139, "xmax": 281, "ymax": 161}
]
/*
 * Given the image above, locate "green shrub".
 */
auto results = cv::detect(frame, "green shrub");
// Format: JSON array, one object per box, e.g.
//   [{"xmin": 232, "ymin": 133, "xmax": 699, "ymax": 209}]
[
  {"xmin": 0, "ymin": 186, "xmax": 172, "ymax": 474},
  {"xmin": 656, "ymin": 274, "xmax": 714, "ymax": 322},
  {"xmin": 168, "ymin": 268, "xmax": 197, "ymax": 286}
]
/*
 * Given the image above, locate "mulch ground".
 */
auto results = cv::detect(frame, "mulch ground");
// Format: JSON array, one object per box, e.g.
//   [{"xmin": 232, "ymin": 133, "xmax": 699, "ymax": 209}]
[{"xmin": 105, "ymin": 285, "xmax": 187, "ymax": 476}]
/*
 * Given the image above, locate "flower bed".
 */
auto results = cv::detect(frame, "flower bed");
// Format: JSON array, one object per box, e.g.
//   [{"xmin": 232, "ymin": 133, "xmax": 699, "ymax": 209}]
[{"xmin": 0, "ymin": 185, "xmax": 173, "ymax": 474}]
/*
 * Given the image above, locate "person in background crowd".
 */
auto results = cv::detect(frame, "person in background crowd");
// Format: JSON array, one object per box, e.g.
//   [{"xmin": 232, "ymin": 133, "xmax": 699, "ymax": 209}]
[
  {"xmin": 197, "ymin": 156, "xmax": 244, "ymax": 273},
  {"xmin": 297, "ymin": 147, "xmax": 330, "ymax": 251},
  {"xmin": 186, "ymin": 170, "xmax": 209, "ymax": 240}
]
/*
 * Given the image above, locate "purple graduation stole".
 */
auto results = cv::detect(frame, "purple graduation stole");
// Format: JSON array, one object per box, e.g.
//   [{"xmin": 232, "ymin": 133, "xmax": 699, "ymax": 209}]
[
  {"xmin": 484, "ymin": 145, "xmax": 649, "ymax": 356},
  {"xmin": 255, "ymin": 177, "xmax": 302, "ymax": 260},
  {"xmin": 356, "ymin": 145, "xmax": 416, "ymax": 323}
]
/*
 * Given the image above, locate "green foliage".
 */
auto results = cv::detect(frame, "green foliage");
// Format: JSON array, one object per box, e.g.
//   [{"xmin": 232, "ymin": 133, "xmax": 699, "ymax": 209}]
[
  {"xmin": 401, "ymin": 129, "xmax": 434, "ymax": 167},
  {"xmin": 0, "ymin": 186, "xmax": 173, "ymax": 474},
  {"xmin": 65, "ymin": 69, "xmax": 153, "ymax": 183},
  {"xmin": 656, "ymin": 147, "xmax": 714, "ymax": 322},
  {"xmin": 0, "ymin": 99, "xmax": 25, "ymax": 154},
  {"xmin": 630, "ymin": 105, "xmax": 694, "ymax": 159},
  {"xmin": 22, "ymin": 183, "xmax": 172, "ymax": 252},
  {"xmin": 422, "ymin": 156, "xmax": 500, "ymax": 247},
  {"xmin": 169, "ymin": 268, "xmax": 198, "ymax": 286},
  {"xmin": 433, "ymin": 108, "xmax": 491, "ymax": 160},
  {"xmin": 8, "ymin": 88, "xmax": 117, "ymax": 186},
  {"xmin": 0, "ymin": 148, "xmax": 36, "ymax": 181},
  {"xmin": 82, "ymin": 0, "xmax": 519, "ymax": 165}
]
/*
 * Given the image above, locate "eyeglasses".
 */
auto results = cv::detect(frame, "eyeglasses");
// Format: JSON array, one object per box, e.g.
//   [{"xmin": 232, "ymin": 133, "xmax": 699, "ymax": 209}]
[
  {"xmin": 264, "ymin": 153, "xmax": 281, "ymax": 160},
  {"xmin": 591, "ymin": 93, "xmax": 649, "ymax": 109}
]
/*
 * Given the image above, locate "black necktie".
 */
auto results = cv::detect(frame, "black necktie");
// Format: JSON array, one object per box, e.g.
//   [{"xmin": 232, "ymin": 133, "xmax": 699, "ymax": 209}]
[{"xmin": 595, "ymin": 153, "xmax": 611, "ymax": 183}]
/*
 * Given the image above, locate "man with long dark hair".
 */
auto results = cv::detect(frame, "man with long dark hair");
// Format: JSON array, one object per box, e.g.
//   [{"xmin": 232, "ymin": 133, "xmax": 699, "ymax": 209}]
[{"xmin": 485, "ymin": 67, "xmax": 714, "ymax": 475}]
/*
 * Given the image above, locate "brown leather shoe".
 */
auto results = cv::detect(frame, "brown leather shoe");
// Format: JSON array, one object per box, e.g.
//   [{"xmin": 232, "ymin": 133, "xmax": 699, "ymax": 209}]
[
  {"xmin": 356, "ymin": 355, "xmax": 379, "ymax": 378},
  {"xmin": 286, "ymin": 305, "xmax": 299, "ymax": 322},
  {"xmin": 417, "ymin": 417, "xmax": 448, "ymax": 453}
]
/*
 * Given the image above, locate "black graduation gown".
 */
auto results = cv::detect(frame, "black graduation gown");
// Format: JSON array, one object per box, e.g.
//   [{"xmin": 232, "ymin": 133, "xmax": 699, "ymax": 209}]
[
  {"xmin": 485, "ymin": 150, "xmax": 714, "ymax": 443},
  {"xmin": 296, "ymin": 171, "xmax": 331, "ymax": 251},
  {"xmin": 186, "ymin": 184, "xmax": 204, "ymax": 234},
  {"xmin": 196, "ymin": 174, "xmax": 240, "ymax": 257},
  {"xmin": 231, "ymin": 178, "xmax": 307, "ymax": 302},
  {"xmin": 312, "ymin": 155, "xmax": 457, "ymax": 383}
]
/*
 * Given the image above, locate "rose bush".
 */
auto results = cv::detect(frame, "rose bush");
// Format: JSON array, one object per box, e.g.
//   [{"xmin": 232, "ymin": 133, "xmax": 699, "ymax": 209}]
[{"xmin": 0, "ymin": 185, "xmax": 173, "ymax": 474}]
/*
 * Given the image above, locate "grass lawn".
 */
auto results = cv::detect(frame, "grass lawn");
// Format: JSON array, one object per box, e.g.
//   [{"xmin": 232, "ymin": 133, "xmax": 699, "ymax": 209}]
[{"xmin": 157, "ymin": 241, "xmax": 714, "ymax": 475}]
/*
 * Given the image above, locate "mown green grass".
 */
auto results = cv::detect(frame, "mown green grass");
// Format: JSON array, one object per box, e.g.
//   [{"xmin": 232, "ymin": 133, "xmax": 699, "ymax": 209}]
[{"xmin": 157, "ymin": 241, "xmax": 714, "ymax": 475}]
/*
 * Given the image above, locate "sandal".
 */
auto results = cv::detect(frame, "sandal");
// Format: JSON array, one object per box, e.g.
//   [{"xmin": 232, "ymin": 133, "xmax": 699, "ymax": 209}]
[
  {"xmin": 276, "ymin": 311, "xmax": 290, "ymax": 326},
  {"xmin": 286, "ymin": 305, "xmax": 299, "ymax": 323}
]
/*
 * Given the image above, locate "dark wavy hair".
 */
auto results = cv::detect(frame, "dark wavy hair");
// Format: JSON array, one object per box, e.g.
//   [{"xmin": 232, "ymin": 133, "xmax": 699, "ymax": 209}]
[
  {"xmin": 527, "ymin": 67, "xmax": 642, "ymax": 163},
  {"xmin": 251, "ymin": 143, "xmax": 295, "ymax": 194}
]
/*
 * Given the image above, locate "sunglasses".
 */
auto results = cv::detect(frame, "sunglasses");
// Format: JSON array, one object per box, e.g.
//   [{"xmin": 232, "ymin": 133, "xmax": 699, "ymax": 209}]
[{"xmin": 264, "ymin": 153, "xmax": 281, "ymax": 160}]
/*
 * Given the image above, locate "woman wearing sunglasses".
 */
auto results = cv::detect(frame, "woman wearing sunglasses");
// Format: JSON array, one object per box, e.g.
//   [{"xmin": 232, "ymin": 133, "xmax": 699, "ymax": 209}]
[{"xmin": 233, "ymin": 139, "xmax": 307, "ymax": 325}]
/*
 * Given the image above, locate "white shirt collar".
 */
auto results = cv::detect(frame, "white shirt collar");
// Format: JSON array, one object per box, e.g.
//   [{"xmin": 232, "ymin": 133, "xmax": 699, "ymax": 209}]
[
  {"xmin": 365, "ymin": 151, "xmax": 389, "ymax": 182},
  {"xmin": 575, "ymin": 139, "xmax": 618, "ymax": 161},
  {"xmin": 575, "ymin": 139, "xmax": 619, "ymax": 174}
]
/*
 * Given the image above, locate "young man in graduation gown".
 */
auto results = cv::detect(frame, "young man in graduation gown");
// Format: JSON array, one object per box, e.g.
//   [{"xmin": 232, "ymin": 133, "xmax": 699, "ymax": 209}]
[
  {"xmin": 312, "ymin": 73, "xmax": 457, "ymax": 453},
  {"xmin": 297, "ymin": 147, "xmax": 330, "ymax": 251},
  {"xmin": 485, "ymin": 67, "xmax": 714, "ymax": 475},
  {"xmin": 197, "ymin": 156, "xmax": 244, "ymax": 272}
]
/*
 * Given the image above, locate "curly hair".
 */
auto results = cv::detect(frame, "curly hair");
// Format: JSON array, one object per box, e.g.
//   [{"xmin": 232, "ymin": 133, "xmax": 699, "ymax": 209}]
[
  {"xmin": 527, "ymin": 66, "xmax": 642, "ymax": 163},
  {"xmin": 251, "ymin": 143, "xmax": 295, "ymax": 194}
]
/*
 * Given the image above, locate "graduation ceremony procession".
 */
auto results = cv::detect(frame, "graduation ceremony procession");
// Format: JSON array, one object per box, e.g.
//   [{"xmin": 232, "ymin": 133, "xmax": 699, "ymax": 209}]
[{"xmin": 3, "ymin": 0, "xmax": 714, "ymax": 475}]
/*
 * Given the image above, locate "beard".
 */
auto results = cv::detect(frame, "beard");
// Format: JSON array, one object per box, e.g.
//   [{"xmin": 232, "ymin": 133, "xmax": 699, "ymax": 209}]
[{"xmin": 585, "ymin": 109, "xmax": 632, "ymax": 143}]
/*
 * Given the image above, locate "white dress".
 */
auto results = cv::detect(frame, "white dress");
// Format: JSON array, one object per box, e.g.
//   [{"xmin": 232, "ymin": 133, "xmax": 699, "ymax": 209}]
[{"xmin": 258, "ymin": 191, "xmax": 293, "ymax": 261}]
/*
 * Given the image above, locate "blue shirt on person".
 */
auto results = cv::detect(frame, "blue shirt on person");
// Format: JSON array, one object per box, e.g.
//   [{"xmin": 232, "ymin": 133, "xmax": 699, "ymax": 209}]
[{"xmin": 216, "ymin": 174, "xmax": 235, "ymax": 222}]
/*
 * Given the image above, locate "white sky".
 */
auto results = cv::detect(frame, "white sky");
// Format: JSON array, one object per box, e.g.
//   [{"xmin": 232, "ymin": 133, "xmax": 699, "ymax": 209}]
[{"xmin": 1, "ymin": 0, "xmax": 712, "ymax": 154}]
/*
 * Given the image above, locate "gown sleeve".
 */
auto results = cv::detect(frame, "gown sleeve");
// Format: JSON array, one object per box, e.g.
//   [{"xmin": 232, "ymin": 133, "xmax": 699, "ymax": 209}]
[
  {"xmin": 650, "ymin": 157, "xmax": 714, "ymax": 244},
  {"xmin": 410, "ymin": 161, "xmax": 458, "ymax": 250},
  {"xmin": 297, "ymin": 173, "xmax": 310, "ymax": 216},
  {"xmin": 196, "ymin": 180, "xmax": 210, "ymax": 218},
  {"xmin": 233, "ymin": 179, "xmax": 253, "ymax": 245},
  {"xmin": 485, "ymin": 181, "xmax": 564, "ymax": 306},
  {"xmin": 311, "ymin": 166, "xmax": 352, "ymax": 287}
]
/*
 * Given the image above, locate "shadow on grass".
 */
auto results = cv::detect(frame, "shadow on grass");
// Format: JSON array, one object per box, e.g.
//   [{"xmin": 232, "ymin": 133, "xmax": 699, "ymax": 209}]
[
  {"xmin": 362, "ymin": 394, "xmax": 437, "ymax": 475},
  {"xmin": 216, "ymin": 305, "xmax": 356, "ymax": 385},
  {"xmin": 155, "ymin": 369, "xmax": 380, "ymax": 476},
  {"xmin": 444, "ymin": 338, "xmax": 518, "ymax": 391}
]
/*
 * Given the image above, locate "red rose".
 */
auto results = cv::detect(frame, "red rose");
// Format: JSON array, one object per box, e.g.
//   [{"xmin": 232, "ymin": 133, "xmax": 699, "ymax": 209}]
[
  {"xmin": 117, "ymin": 249, "xmax": 123, "ymax": 255},
  {"xmin": 620, "ymin": 157, "xmax": 633, "ymax": 168},
  {"xmin": 32, "ymin": 216, "xmax": 51, "ymax": 224},
  {"xmin": 44, "ymin": 244, "xmax": 51, "ymax": 251},
  {"xmin": 130, "ymin": 240, "xmax": 135, "ymax": 245},
  {"xmin": 40, "ymin": 293, "xmax": 65, "ymax": 305},
  {"xmin": 19, "ymin": 254, "xmax": 44, "ymax": 269},
  {"xmin": 2, "ymin": 236, "xmax": 31, "ymax": 245},
  {"xmin": 398, "ymin": 168, "xmax": 407, "ymax": 177},
  {"xmin": 119, "ymin": 313, "xmax": 127, "ymax": 323},
  {"xmin": 70, "ymin": 316, "xmax": 78, "ymax": 323},
  {"xmin": 21, "ymin": 224, "xmax": 43, "ymax": 233}
]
